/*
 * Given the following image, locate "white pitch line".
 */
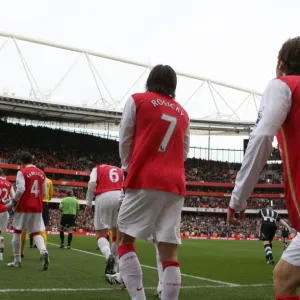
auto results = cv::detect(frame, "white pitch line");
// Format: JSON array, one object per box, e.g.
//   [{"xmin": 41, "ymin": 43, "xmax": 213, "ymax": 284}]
[
  {"xmin": 48, "ymin": 242, "xmax": 238, "ymax": 287},
  {"xmin": 0, "ymin": 284, "xmax": 274, "ymax": 293}
]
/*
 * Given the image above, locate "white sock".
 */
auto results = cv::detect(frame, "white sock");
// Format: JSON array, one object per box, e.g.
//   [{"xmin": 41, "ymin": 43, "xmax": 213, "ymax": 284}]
[
  {"xmin": 0, "ymin": 236, "xmax": 4, "ymax": 260},
  {"xmin": 154, "ymin": 243, "xmax": 163, "ymax": 289},
  {"xmin": 97, "ymin": 237, "xmax": 111, "ymax": 260},
  {"xmin": 119, "ymin": 250, "xmax": 146, "ymax": 300},
  {"xmin": 111, "ymin": 241, "xmax": 119, "ymax": 272},
  {"xmin": 33, "ymin": 235, "xmax": 46, "ymax": 252},
  {"xmin": 12, "ymin": 233, "xmax": 22, "ymax": 263},
  {"xmin": 162, "ymin": 265, "xmax": 181, "ymax": 300}
]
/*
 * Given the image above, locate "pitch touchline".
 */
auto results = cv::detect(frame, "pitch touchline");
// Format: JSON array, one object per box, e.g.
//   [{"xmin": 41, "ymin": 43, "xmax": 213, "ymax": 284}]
[
  {"xmin": 0, "ymin": 284, "xmax": 274, "ymax": 293},
  {"xmin": 47, "ymin": 242, "xmax": 255, "ymax": 287}
]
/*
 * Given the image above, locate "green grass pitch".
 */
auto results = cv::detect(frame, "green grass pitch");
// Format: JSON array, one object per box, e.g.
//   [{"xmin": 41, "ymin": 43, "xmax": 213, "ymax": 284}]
[{"xmin": 0, "ymin": 234, "xmax": 282, "ymax": 299}]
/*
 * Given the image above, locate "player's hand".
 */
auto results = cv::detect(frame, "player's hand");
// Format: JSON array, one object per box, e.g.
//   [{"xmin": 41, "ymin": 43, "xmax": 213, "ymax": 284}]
[
  {"xmin": 84, "ymin": 206, "xmax": 92, "ymax": 218},
  {"xmin": 227, "ymin": 207, "xmax": 245, "ymax": 226},
  {"xmin": 289, "ymin": 227, "xmax": 297, "ymax": 234}
]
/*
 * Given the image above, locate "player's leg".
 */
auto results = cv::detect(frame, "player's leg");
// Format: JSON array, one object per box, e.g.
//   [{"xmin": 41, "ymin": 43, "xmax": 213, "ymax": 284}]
[
  {"xmin": 117, "ymin": 189, "xmax": 157, "ymax": 300},
  {"xmin": 154, "ymin": 240, "xmax": 163, "ymax": 298},
  {"xmin": 273, "ymin": 233, "xmax": 300, "ymax": 299},
  {"xmin": 66, "ymin": 218, "xmax": 75, "ymax": 249},
  {"xmin": 41, "ymin": 202, "xmax": 49, "ymax": 246},
  {"xmin": 20, "ymin": 231, "xmax": 28, "ymax": 258},
  {"xmin": 109, "ymin": 191, "xmax": 122, "ymax": 273},
  {"xmin": 59, "ymin": 215, "xmax": 66, "ymax": 248},
  {"xmin": 8, "ymin": 229, "xmax": 22, "ymax": 267},
  {"xmin": 29, "ymin": 213, "xmax": 49, "ymax": 270},
  {"xmin": 95, "ymin": 193, "xmax": 117, "ymax": 274},
  {"xmin": 8, "ymin": 212, "xmax": 23, "ymax": 267},
  {"xmin": 111, "ymin": 227, "xmax": 119, "ymax": 273},
  {"xmin": 155, "ymin": 192, "xmax": 184, "ymax": 300},
  {"xmin": 29, "ymin": 233, "xmax": 34, "ymax": 248},
  {"xmin": 0, "ymin": 211, "xmax": 9, "ymax": 260},
  {"xmin": 264, "ymin": 240, "xmax": 274, "ymax": 264}
]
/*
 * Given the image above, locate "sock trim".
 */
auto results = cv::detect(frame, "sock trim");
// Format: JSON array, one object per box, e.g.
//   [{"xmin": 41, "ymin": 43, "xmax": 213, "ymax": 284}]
[
  {"xmin": 31, "ymin": 232, "xmax": 40, "ymax": 238},
  {"xmin": 162, "ymin": 260, "xmax": 180, "ymax": 271},
  {"xmin": 14, "ymin": 229, "xmax": 22, "ymax": 234},
  {"xmin": 118, "ymin": 244, "xmax": 135, "ymax": 258},
  {"xmin": 275, "ymin": 295, "xmax": 299, "ymax": 300},
  {"xmin": 112, "ymin": 236, "xmax": 117, "ymax": 243}
]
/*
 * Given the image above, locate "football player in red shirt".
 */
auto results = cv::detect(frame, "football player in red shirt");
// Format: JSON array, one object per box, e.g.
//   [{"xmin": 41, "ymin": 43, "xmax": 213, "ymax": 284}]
[
  {"xmin": 227, "ymin": 37, "xmax": 300, "ymax": 299},
  {"xmin": 0, "ymin": 168, "xmax": 15, "ymax": 260},
  {"xmin": 7, "ymin": 152, "xmax": 49, "ymax": 270},
  {"xmin": 117, "ymin": 65, "xmax": 190, "ymax": 300},
  {"xmin": 84, "ymin": 164, "xmax": 123, "ymax": 275}
]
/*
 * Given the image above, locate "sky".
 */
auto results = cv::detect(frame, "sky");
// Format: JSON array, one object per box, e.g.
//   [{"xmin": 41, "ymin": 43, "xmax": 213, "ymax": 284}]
[{"xmin": 0, "ymin": 0, "xmax": 298, "ymax": 160}]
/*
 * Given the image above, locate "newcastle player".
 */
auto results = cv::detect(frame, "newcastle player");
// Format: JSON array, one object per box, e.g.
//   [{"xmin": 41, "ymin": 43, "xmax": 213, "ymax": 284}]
[{"xmin": 257, "ymin": 207, "xmax": 294, "ymax": 264}]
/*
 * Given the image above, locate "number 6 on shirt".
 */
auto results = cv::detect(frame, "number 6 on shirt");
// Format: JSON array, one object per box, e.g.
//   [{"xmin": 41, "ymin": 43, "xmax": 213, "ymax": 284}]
[{"xmin": 159, "ymin": 114, "xmax": 177, "ymax": 152}]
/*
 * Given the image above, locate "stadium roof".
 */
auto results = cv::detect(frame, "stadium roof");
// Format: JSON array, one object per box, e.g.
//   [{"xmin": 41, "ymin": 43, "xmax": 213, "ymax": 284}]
[{"xmin": 0, "ymin": 32, "xmax": 260, "ymax": 135}]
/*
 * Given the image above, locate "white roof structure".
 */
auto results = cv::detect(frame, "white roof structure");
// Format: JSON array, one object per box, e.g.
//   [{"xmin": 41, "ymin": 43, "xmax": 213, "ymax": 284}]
[{"xmin": 0, "ymin": 32, "xmax": 262, "ymax": 135}]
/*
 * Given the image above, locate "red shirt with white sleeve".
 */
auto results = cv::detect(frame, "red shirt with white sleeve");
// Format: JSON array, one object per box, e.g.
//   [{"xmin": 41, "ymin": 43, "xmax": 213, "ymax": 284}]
[
  {"xmin": 0, "ymin": 177, "xmax": 15, "ymax": 213},
  {"xmin": 14, "ymin": 165, "xmax": 47, "ymax": 213},
  {"xmin": 86, "ymin": 164, "xmax": 123, "ymax": 206},
  {"xmin": 119, "ymin": 92, "xmax": 190, "ymax": 196},
  {"xmin": 228, "ymin": 76, "xmax": 300, "ymax": 231}
]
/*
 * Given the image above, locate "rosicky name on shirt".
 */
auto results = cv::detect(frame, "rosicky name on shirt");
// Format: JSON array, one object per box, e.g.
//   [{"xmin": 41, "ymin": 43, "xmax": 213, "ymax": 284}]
[
  {"xmin": 26, "ymin": 172, "xmax": 45, "ymax": 179},
  {"xmin": 151, "ymin": 99, "xmax": 185, "ymax": 116}
]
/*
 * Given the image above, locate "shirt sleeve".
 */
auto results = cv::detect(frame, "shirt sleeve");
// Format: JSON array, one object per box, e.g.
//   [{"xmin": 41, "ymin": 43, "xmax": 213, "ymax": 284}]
[
  {"xmin": 49, "ymin": 180, "xmax": 53, "ymax": 201},
  {"xmin": 42, "ymin": 179, "xmax": 47, "ymax": 198},
  {"xmin": 86, "ymin": 168, "xmax": 97, "ymax": 206},
  {"xmin": 14, "ymin": 171, "xmax": 25, "ymax": 202},
  {"xmin": 119, "ymin": 96, "xmax": 136, "ymax": 172},
  {"xmin": 229, "ymin": 79, "xmax": 292, "ymax": 212},
  {"xmin": 184, "ymin": 121, "xmax": 190, "ymax": 161},
  {"xmin": 10, "ymin": 186, "xmax": 15, "ymax": 199}
]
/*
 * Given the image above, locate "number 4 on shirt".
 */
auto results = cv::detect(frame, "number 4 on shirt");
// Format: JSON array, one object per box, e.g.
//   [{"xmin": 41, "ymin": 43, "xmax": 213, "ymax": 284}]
[
  {"xmin": 159, "ymin": 114, "xmax": 177, "ymax": 152},
  {"xmin": 31, "ymin": 180, "xmax": 40, "ymax": 197}
]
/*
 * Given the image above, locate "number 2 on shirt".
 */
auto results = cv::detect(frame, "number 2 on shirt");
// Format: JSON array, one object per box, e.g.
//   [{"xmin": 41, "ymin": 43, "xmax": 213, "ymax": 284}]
[
  {"xmin": 31, "ymin": 180, "xmax": 40, "ymax": 197},
  {"xmin": 159, "ymin": 114, "xmax": 177, "ymax": 152},
  {"xmin": 0, "ymin": 188, "xmax": 8, "ymax": 203}
]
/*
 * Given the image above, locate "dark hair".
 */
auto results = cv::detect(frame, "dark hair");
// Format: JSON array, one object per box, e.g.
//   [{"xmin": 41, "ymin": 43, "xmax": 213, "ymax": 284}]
[
  {"xmin": 37, "ymin": 164, "xmax": 45, "ymax": 172},
  {"xmin": 20, "ymin": 152, "xmax": 33, "ymax": 164},
  {"xmin": 278, "ymin": 37, "xmax": 300, "ymax": 75},
  {"xmin": 66, "ymin": 190, "xmax": 73, "ymax": 196},
  {"xmin": 0, "ymin": 168, "xmax": 4, "ymax": 176},
  {"xmin": 146, "ymin": 64, "xmax": 177, "ymax": 98}
]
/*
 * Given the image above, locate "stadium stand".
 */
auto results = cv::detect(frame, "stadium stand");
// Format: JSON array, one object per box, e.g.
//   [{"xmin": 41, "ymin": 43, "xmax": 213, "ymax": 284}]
[{"xmin": 0, "ymin": 121, "xmax": 288, "ymax": 238}]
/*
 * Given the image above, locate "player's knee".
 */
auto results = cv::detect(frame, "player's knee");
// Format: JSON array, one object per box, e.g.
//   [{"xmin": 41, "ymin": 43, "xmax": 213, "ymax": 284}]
[
  {"xmin": 158, "ymin": 242, "xmax": 178, "ymax": 262},
  {"xmin": 274, "ymin": 261, "xmax": 298, "ymax": 295},
  {"xmin": 118, "ymin": 232, "xmax": 135, "ymax": 246}
]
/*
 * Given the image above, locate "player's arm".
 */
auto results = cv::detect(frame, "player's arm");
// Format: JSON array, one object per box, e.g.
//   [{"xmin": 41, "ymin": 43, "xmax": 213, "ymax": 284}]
[
  {"xmin": 184, "ymin": 120, "xmax": 190, "ymax": 161},
  {"xmin": 86, "ymin": 168, "xmax": 97, "ymax": 207},
  {"xmin": 59, "ymin": 199, "xmax": 63, "ymax": 211},
  {"xmin": 13, "ymin": 171, "xmax": 26, "ymax": 203},
  {"xmin": 278, "ymin": 216, "xmax": 296, "ymax": 234},
  {"xmin": 9, "ymin": 185, "xmax": 16, "ymax": 200},
  {"xmin": 119, "ymin": 96, "xmax": 136, "ymax": 173},
  {"xmin": 49, "ymin": 180, "xmax": 54, "ymax": 201},
  {"xmin": 227, "ymin": 79, "xmax": 291, "ymax": 222},
  {"xmin": 42, "ymin": 178, "xmax": 47, "ymax": 198}
]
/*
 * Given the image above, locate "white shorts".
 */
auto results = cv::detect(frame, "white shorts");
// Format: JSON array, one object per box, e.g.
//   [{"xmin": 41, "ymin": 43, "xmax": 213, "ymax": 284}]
[
  {"xmin": 13, "ymin": 213, "xmax": 45, "ymax": 234},
  {"xmin": 94, "ymin": 190, "xmax": 120, "ymax": 231},
  {"xmin": 118, "ymin": 189, "xmax": 184, "ymax": 244},
  {"xmin": 0, "ymin": 212, "xmax": 9, "ymax": 232},
  {"xmin": 281, "ymin": 233, "xmax": 300, "ymax": 266}
]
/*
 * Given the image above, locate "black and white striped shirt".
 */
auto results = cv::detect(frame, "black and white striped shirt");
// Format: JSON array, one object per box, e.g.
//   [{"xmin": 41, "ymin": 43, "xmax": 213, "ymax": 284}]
[{"xmin": 258, "ymin": 208, "xmax": 281, "ymax": 223}]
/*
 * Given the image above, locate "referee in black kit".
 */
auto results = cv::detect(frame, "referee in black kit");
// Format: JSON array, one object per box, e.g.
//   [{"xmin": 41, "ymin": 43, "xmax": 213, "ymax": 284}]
[{"xmin": 257, "ymin": 206, "xmax": 295, "ymax": 264}]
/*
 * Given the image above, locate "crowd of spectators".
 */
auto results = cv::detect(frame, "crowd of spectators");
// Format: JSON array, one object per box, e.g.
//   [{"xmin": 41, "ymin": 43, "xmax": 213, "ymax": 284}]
[{"xmin": 1, "ymin": 121, "xmax": 288, "ymax": 237}]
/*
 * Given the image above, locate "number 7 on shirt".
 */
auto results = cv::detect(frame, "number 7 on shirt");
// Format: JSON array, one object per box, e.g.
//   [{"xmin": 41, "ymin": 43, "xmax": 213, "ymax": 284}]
[{"xmin": 159, "ymin": 114, "xmax": 177, "ymax": 152}]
